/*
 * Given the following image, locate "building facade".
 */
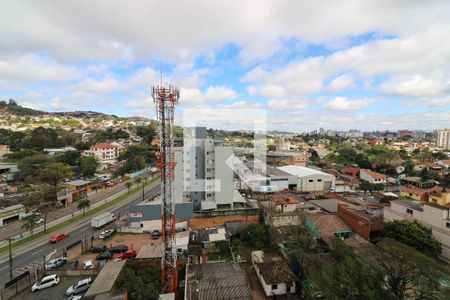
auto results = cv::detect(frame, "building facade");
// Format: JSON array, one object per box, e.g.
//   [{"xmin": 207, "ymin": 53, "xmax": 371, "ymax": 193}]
[
  {"xmin": 175, "ymin": 127, "xmax": 234, "ymax": 211},
  {"xmin": 82, "ymin": 143, "xmax": 125, "ymax": 169},
  {"xmin": 436, "ymin": 129, "xmax": 450, "ymax": 150},
  {"xmin": 277, "ymin": 165, "xmax": 336, "ymax": 192}
]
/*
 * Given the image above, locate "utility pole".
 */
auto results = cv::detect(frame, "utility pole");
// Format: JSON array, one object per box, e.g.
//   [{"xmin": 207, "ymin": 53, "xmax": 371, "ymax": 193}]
[
  {"xmin": 142, "ymin": 181, "xmax": 145, "ymax": 201},
  {"xmin": 8, "ymin": 237, "xmax": 13, "ymax": 280}
]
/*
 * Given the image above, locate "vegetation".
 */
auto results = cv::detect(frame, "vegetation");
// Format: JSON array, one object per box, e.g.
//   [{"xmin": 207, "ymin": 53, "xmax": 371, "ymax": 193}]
[
  {"xmin": 117, "ymin": 145, "xmax": 155, "ymax": 175},
  {"xmin": 115, "ymin": 261, "xmax": 160, "ymax": 300},
  {"xmin": 382, "ymin": 220, "xmax": 442, "ymax": 258},
  {"xmin": 359, "ymin": 179, "xmax": 385, "ymax": 195},
  {"xmin": 21, "ymin": 214, "xmax": 40, "ymax": 237},
  {"xmin": 77, "ymin": 199, "xmax": 91, "ymax": 215},
  {"xmin": 135, "ymin": 125, "xmax": 156, "ymax": 145},
  {"xmin": 78, "ymin": 155, "xmax": 99, "ymax": 177},
  {"xmin": 246, "ymin": 223, "xmax": 270, "ymax": 249}
]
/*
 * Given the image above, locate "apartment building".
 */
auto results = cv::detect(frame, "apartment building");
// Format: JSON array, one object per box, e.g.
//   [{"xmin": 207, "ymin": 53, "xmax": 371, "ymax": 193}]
[
  {"xmin": 384, "ymin": 200, "xmax": 450, "ymax": 261},
  {"xmin": 82, "ymin": 143, "xmax": 125, "ymax": 169},
  {"xmin": 174, "ymin": 127, "xmax": 235, "ymax": 211},
  {"xmin": 436, "ymin": 129, "xmax": 450, "ymax": 150}
]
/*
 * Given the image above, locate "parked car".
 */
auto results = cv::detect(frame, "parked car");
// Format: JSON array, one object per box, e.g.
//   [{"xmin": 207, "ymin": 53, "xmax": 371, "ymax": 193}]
[
  {"xmin": 35, "ymin": 218, "xmax": 45, "ymax": 225},
  {"xmin": 83, "ymin": 260, "xmax": 94, "ymax": 269},
  {"xmin": 45, "ymin": 257, "xmax": 67, "ymax": 270},
  {"xmin": 68, "ymin": 260, "xmax": 78, "ymax": 270},
  {"xmin": 152, "ymin": 230, "xmax": 160, "ymax": 240},
  {"xmin": 89, "ymin": 245, "xmax": 107, "ymax": 253},
  {"xmin": 96, "ymin": 250, "xmax": 112, "ymax": 260},
  {"xmin": 66, "ymin": 277, "xmax": 93, "ymax": 296},
  {"xmin": 110, "ymin": 245, "xmax": 128, "ymax": 253},
  {"xmin": 68, "ymin": 295, "xmax": 83, "ymax": 300},
  {"xmin": 99, "ymin": 229, "xmax": 115, "ymax": 239},
  {"xmin": 31, "ymin": 274, "xmax": 60, "ymax": 292},
  {"xmin": 48, "ymin": 232, "xmax": 69, "ymax": 244},
  {"xmin": 118, "ymin": 249, "xmax": 137, "ymax": 259}
]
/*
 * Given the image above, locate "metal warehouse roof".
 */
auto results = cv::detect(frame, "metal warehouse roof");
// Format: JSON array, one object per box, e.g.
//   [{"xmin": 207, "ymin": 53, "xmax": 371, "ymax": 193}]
[{"xmin": 278, "ymin": 165, "xmax": 335, "ymax": 178}]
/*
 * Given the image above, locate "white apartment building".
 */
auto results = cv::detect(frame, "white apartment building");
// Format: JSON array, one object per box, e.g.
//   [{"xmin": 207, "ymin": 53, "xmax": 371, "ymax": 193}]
[
  {"xmin": 174, "ymin": 127, "xmax": 237, "ymax": 211},
  {"xmin": 436, "ymin": 129, "xmax": 450, "ymax": 150},
  {"xmin": 82, "ymin": 143, "xmax": 124, "ymax": 169},
  {"xmin": 384, "ymin": 200, "xmax": 450, "ymax": 261}
]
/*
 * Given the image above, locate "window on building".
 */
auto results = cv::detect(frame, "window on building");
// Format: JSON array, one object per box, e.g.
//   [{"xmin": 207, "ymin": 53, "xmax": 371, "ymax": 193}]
[
  {"xmin": 406, "ymin": 208, "xmax": 413, "ymax": 214},
  {"xmin": 308, "ymin": 179, "xmax": 314, "ymax": 183},
  {"xmin": 446, "ymin": 223, "xmax": 450, "ymax": 229},
  {"xmin": 271, "ymin": 284, "xmax": 278, "ymax": 290},
  {"xmin": 317, "ymin": 179, "xmax": 322, "ymax": 182}
]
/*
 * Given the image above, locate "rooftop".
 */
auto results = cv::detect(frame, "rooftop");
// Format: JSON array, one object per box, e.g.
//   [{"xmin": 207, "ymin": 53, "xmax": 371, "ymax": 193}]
[
  {"xmin": 65, "ymin": 179, "xmax": 91, "ymax": 186},
  {"xmin": 309, "ymin": 199, "xmax": 349, "ymax": 213},
  {"xmin": 392, "ymin": 199, "xmax": 423, "ymax": 211},
  {"xmin": 84, "ymin": 259, "xmax": 126, "ymax": 298},
  {"xmin": 185, "ymin": 262, "xmax": 251, "ymax": 300},
  {"xmin": 278, "ymin": 165, "xmax": 334, "ymax": 178},
  {"xmin": 255, "ymin": 260, "xmax": 296, "ymax": 284},
  {"xmin": 361, "ymin": 169, "xmax": 386, "ymax": 179}
]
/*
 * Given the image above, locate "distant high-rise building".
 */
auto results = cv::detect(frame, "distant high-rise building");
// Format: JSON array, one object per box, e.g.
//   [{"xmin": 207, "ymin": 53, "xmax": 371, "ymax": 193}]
[
  {"xmin": 174, "ymin": 127, "xmax": 234, "ymax": 211},
  {"xmin": 436, "ymin": 129, "xmax": 450, "ymax": 150}
]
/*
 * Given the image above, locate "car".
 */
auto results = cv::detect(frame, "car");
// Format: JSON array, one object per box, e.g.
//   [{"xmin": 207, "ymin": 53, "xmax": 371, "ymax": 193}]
[
  {"xmin": 110, "ymin": 244, "xmax": 128, "ymax": 253},
  {"xmin": 35, "ymin": 218, "xmax": 45, "ymax": 225},
  {"xmin": 152, "ymin": 230, "xmax": 160, "ymax": 240},
  {"xmin": 68, "ymin": 295, "xmax": 83, "ymax": 300},
  {"xmin": 99, "ymin": 229, "xmax": 115, "ymax": 239},
  {"xmin": 83, "ymin": 260, "xmax": 94, "ymax": 269},
  {"xmin": 68, "ymin": 260, "xmax": 78, "ymax": 270},
  {"xmin": 96, "ymin": 250, "xmax": 112, "ymax": 260},
  {"xmin": 45, "ymin": 257, "xmax": 67, "ymax": 270},
  {"xmin": 31, "ymin": 274, "xmax": 60, "ymax": 292},
  {"xmin": 118, "ymin": 249, "xmax": 137, "ymax": 259},
  {"xmin": 89, "ymin": 245, "xmax": 107, "ymax": 253},
  {"xmin": 66, "ymin": 277, "xmax": 92, "ymax": 296},
  {"xmin": 48, "ymin": 232, "xmax": 69, "ymax": 244}
]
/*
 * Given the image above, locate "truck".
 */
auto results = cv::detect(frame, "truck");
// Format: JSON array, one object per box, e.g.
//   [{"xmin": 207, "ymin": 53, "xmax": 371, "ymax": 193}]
[{"xmin": 91, "ymin": 212, "xmax": 115, "ymax": 228}]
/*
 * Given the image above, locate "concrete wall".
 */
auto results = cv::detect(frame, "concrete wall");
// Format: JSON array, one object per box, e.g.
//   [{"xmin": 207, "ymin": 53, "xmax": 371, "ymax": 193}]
[
  {"xmin": 189, "ymin": 210, "xmax": 259, "ymax": 229},
  {"xmin": 215, "ymin": 146, "xmax": 233, "ymax": 207},
  {"xmin": 298, "ymin": 174, "xmax": 335, "ymax": 192},
  {"xmin": 254, "ymin": 266, "xmax": 295, "ymax": 297},
  {"xmin": 337, "ymin": 205, "xmax": 372, "ymax": 241}
]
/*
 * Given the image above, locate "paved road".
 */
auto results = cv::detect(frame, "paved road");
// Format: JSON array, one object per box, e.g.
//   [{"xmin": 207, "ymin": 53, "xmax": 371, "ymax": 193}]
[
  {"xmin": 0, "ymin": 178, "xmax": 143, "ymax": 243},
  {"xmin": 0, "ymin": 183, "xmax": 160, "ymax": 287}
]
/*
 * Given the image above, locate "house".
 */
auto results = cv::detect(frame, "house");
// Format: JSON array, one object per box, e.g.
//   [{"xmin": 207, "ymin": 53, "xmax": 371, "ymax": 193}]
[
  {"xmin": 82, "ymin": 143, "xmax": 125, "ymax": 169},
  {"xmin": 190, "ymin": 227, "xmax": 229, "ymax": 253},
  {"xmin": 277, "ymin": 165, "xmax": 336, "ymax": 193},
  {"xmin": 400, "ymin": 176, "xmax": 435, "ymax": 188},
  {"xmin": 384, "ymin": 200, "xmax": 450, "ymax": 260},
  {"xmin": 337, "ymin": 204, "xmax": 384, "ymax": 242},
  {"xmin": 438, "ymin": 159, "xmax": 450, "ymax": 169},
  {"xmin": 343, "ymin": 166, "xmax": 360, "ymax": 178},
  {"xmin": 251, "ymin": 251, "xmax": 296, "ymax": 297},
  {"xmin": 359, "ymin": 169, "xmax": 387, "ymax": 184},
  {"xmin": 0, "ymin": 163, "xmax": 18, "ymax": 182},
  {"xmin": 260, "ymin": 195, "xmax": 300, "ymax": 227},
  {"xmin": 428, "ymin": 187, "xmax": 450, "ymax": 206},
  {"xmin": 44, "ymin": 146, "xmax": 77, "ymax": 156},
  {"xmin": 185, "ymin": 262, "xmax": 252, "ymax": 300},
  {"xmin": 414, "ymin": 162, "xmax": 444, "ymax": 176},
  {"xmin": 400, "ymin": 185, "xmax": 443, "ymax": 202}
]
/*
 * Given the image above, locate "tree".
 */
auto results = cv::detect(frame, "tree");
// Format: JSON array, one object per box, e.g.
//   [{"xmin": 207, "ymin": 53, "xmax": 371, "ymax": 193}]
[
  {"xmin": 125, "ymin": 181, "xmax": 132, "ymax": 193},
  {"xmin": 359, "ymin": 180, "xmax": 384, "ymax": 195},
  {"xmin": 247, "ymin": 224, "xmax": 269, "ymax": 249},
  {"xmin": 368, "ymin": 239, "xmax": 450, "ymax": 299},
  {"xmin": 78, "ymin": 156, "xmax": 99, "ymax": 177},
  {"xmin": 382, "ymin": 220, "xmax": 442, "ymax": 258},
  {"xmin": 115, "ymin": 261, "xmax": 160, "ymax": 300},
  {"xmin": 308, "ymin": 148, "xmax": 320, "ymax": 162},
  {"xmin": 36, "ymin": 162, "xmax": 73, "ymax": 202},
  {"xmin": 134, "ymin": 177, "xmax": 142, "ymax": 187},
  {"xmin": 54, "ymin": 150, "xmax": 80, "ymax": 166},
  {"xmin": 135, "ymin": 126, "xmax": 156, "ymax": 145},
  {"xmin": 21, "ymin": 214, "xmax": 39, "ymax": 237},
  {"xmin": 432, "ymin": 151, "xmax": 448, "ymax": 160},
  {"xmin": 77, "ymin": 199, "xmax": 91, "ymax": 215},
  {"xmin": 17, "ymin": 154, "xmax": 51, "ymax": 181},
  {"xmin": 4, "ymin": 149, "xmax": 41, "ymax": 161}
]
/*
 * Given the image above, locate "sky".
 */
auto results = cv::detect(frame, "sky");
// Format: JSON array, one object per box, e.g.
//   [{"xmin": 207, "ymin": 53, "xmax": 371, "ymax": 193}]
[{"xmin": 0, "ymin": 0, "xmax": 449, "ymax": 132}]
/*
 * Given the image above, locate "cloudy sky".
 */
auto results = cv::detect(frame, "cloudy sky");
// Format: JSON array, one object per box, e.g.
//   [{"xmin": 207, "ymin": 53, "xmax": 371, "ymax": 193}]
[{"xmin": 0, "ymin": 0, "xmax": 449, "ymax": 131}]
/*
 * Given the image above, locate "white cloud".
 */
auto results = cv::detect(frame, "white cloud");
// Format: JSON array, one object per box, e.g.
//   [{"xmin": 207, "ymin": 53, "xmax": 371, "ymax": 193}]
[
  {"xmin": 381, "ymin": 75, "xmax": 449, "ymax": 98},
  {"xmin": 267, "ymin": 99, "xmax": 307, "ymax": 110},
  {"xmin": 181, "ymin": 86, "xmax": 237, "ymax": 104},
  {"xmin": 328, "ymin": 74, "xmax": 354, "ymax": 91},
  {"xmin": 324, "ymin": 97, "xmax": 372, "ymax": 110},
  {"xmin": 248, "ymin": 85, "xmax": 286, "ymax": 98}
]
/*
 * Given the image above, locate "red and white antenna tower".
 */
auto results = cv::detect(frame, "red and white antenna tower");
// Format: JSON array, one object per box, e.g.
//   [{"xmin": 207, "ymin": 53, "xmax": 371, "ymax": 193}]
[{"xmin": 152, "ymin": 83, "xmax": 179, "ymax": 294}]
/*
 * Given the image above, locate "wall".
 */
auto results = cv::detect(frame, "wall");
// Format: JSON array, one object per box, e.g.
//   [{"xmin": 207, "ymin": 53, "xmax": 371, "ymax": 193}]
[
  {"xmin": 298, "ymin": 174, "xmax": 335, "ymax": 192},
  {"xmin": 189, "ymin": 210, "xmax": 259, "ymax": 229},
  {"xmin": 254, "ymin": 265, "xmax": 294, "ymax": 296},
  {"xmin": 337, "ymin": 205, "xmax": 371, "ymax": 241}
]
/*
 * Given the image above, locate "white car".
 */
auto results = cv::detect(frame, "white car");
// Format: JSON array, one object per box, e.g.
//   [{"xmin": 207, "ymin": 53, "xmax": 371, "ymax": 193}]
[
  {"xmin": 68, "ymin": 296, "xmax": 82, "ymax": 300},
  {"xmin": 31, "ymin": 274, "xmax": 59, "ymax": 291},
  {"xmin": 45, "ymin": 257, "xmax": 67, "ymax": 270},
  {"xmin": 99, "ymin": 229, "xmax": 114, "ymax": 239},
  {"xmin": 83, "ymin": 260, "xmax": 94, "ymax": 269},
  {"xmin": 35, "ymin": 218, "xmax": 45, "ymax": 225},
  {"xmin": 66, "ymin": 277, "xmax": 92, "ymax": 296}
]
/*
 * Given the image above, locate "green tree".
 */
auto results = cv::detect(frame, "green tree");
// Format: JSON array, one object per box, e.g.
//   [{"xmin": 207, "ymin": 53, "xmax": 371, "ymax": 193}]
[
  {"xmin": 36, "ymin": 162, "xmax": 73, "ymax": 202},
  {"xmin": 368, "ymin": 239, "xmax": 450, "ymax": 300},
  {"xmin": 115, "ymin": 261, "xmax": 160, "ymax": 300},
  {"xmin": 77, "ymin": 199, "xmax": 91, "ymax": 215},
  {"xmin": 125, "ymin": 181, "xmax": 132, "ymax": 193},
  {"xmin": 135, "ymin": 126, "xmax": 156, "ymax": 145},
  {"xmin": 247, "ymin": 224, "xmax": 269, "ymax": 249},
  {"xmin": 17, "ymin": 154, "xmax": 51, "ymax": 180},
  {"xmin": 134, "ymin": 177, "xmax": 142, "ymax": 187},
  {"xmin": 54, "ymin": 150, "xmax": 80, "ymax": 166},
  {"xmin": 4, "ymin": 149, "xmax": 41, "ymax": 161},
  {"xmin": 78, "ymin": 156, "xmax": 99, "ymax": 177},
  {"xmin": 21, "ymin": 214, "xmax": 39, "ymax": 237},
  {"xmin": 382, "ymin": 220, "xmax": 442, "ymax": 258},
  {"xmin": 432, "ymin": 152, "xmax": 448, "ymax": 160}
]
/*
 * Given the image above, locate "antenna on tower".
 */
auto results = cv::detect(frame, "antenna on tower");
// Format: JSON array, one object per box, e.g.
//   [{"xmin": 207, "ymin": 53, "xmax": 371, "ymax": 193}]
[{"xmin": 160, "ymin": 59, "xmax": 163, "ymax": 86}]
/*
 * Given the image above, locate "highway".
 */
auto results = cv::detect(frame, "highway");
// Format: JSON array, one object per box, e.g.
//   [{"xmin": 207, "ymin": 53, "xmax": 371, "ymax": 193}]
[{"xmin": 0, "ymin": 182, "xmax": 160, "ymax": 287}]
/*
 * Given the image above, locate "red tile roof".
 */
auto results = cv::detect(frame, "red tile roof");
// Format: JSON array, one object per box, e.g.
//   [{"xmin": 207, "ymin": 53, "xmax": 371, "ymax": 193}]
[
  {"xmin": 91, "ymin": 143, "xmax": 119, "ymax": 149},
  {"xmin": 362, "ymin": 169, "xmax": 386, "ymax": 180},
  {"xmin": 270, "ymin": 195, "xmax": 297, "ymax": 205}
]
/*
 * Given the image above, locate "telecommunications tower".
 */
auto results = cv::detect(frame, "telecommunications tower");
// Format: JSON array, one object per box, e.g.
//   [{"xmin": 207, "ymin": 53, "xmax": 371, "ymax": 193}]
[{"xmin": 152, "ymin": 83, "xmax": 179, "ymax": 294}]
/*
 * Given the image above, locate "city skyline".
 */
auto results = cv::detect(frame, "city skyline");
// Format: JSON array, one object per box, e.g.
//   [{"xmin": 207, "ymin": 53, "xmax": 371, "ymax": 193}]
[{"xmin": 0, "ymin": 1, "xmax": 449, "ymax": 131}]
